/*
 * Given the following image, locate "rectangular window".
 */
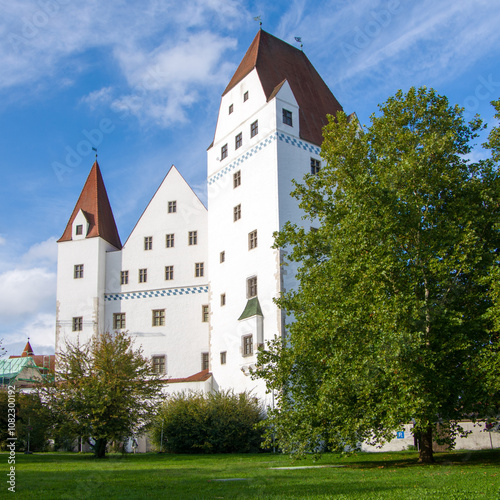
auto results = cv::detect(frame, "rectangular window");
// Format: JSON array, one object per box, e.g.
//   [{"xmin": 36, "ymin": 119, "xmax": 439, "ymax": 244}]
[
  {"xmin": 144, "ymin": 236, "xmax": 153, "ymax": 250},
  {"xmin": 233, "ymin": 170, "xmax": 241, "ymax": 188},
  {"xmin": 188, "ymin": 231, "xmax": 198, "ymax": 245},
  {"xmin": 166, "ymin": 234, "xmax": 174, "ymax": 248},
  {"xmin": 233, "ymin": 204, "xmax": 241, "ymax": 222},
  {"xmin": 250, "ymin": 120, "xmax": 258, "ymax": 138},
  {"xmin": 248, "ymin": 230, "xmax": 258, "ymax": 250},
  {"xmin": 229, "ymin": 104, "xmax": 233, "ymax": 114},
  {"xmin": 74, "ymin": 264, "xmax": 84, "ymax": 279},
  {"xmin": 75, "ymin": 225, "xmax": 83, "ymax": 235},
  {"xmin": 283, "ymin": 108, "xmax": 293, "ymax": 126},
  {"xmin": 121, "ymin": 270, "xmax": 129, "ymax": 285},
  {"xmin": 201, "ymin": 352, "xmax": 209, "ymax": 371},
  {"xmin": 220, "ymin": 293, "xmax": 226, "ymax": 306},
  {"xmin": 220, "ymin": 251, "xmax": 225, "ymax": 263},
  {"xmin": 152, "ymin": 355, "xmax": 166, "ymax": 374},
  {"xmin": 243, "ymin": 91, "xmax": 249, "ymax": 102},
  {"xmin": 202, "ymin": 305, "xmax": 209, "ymax": 322},
  {"xmin": 113, "ymin": 313, "xmax": 126, "ymax": 330},
  {"xmin": 221, "ymin": 143, "xmax": 228, "ymax": 160},
  {"xmin": 220, "ymin": 351, "xmax": 227, "ymax": 365},
  {"xmin": 152, "ymin": 309, "xmax": 165, "ymax": 326},
  {"xmin": 243, "ymin": 335, "xmax": 253, "ymax": 356},
  {"xmin": 311, "ymin": 158, "xmax": 321, "ymax": 174},
  {"xmin": 195, "ymin": 262, "xmax": 204, "ymax": 277},
  {"xmin": 165, "ymin": 265, "xmax": 174, "ymax": 280},
  {"xmin": 139, "ymin": 268, "xmax": 147, "ymax": 283},
  {"xmin": 72, "ymin": 317, "xmax": 83, "ymax": 332},
  {"xmin": 168, "ymin": 201, "xmax": 177, "ymax": 213},
  {"xmin": 247, "ymin": 276, "xmax": 257, "ymax": 298},
  {"xmin": 235, "ymin": 132, "xmax": 242, "ymax": 150}
]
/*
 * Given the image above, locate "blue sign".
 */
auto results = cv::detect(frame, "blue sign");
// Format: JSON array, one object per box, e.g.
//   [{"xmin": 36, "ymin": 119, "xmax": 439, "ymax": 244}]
[{"xmin": 396, "ymin": 431, "xmax": 405, "ymax": 439}]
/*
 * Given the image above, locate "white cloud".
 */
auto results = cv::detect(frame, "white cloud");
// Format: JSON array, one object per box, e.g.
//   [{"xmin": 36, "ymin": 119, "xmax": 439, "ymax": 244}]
[
  {"xmin": 21, "ymin": 236, "xmax": 57, "ymax": 268},
  {"xmin": 0, "ymin": 235, "xmax": 5, "ymax": 246},
  {"xmin": 0, "ymin": 267, "xmax": 56, "ymax": 322}
]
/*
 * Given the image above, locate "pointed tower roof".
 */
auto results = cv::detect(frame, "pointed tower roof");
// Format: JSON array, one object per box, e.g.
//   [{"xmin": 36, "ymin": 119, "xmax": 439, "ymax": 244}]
[
  {"xmin": 21, "ymin": 340, "xmax": 34, "ymax": 357},
  {"xmin": 223, "ymin": 30, "xmax": 343, "ymax": 146},
  {"xmin": 58, "ymin": 161, "xmax": 122, "ymax": 249}
]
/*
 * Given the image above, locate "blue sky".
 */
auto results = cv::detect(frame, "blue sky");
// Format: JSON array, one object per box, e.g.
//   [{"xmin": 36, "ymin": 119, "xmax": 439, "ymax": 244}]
[{"xmin": 0, "ymin": 0, "xmax": 499, "ymax": 356}]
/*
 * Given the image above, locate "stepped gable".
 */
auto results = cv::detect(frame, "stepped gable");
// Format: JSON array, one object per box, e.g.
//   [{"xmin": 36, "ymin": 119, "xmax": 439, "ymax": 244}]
[
  {"xmin": 58, "ymin": 161, "xmax": 122, "ymax": 249},
  {"xmin": 223, "ymin": 29, "xmax": 344, "ymax": 146}
]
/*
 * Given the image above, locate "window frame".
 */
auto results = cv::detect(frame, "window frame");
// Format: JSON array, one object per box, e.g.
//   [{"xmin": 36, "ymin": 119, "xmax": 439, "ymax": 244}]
[
  {"xmin": 168, "ymin": 200, "xmax": 177, "ymax": 213},
  {"xmin": 165, "ymin": 265, "xmax": 174, "ymax": 281},
  {"xmin": 221, "ymin": 143, "xmax": 228, "ymax": 160},
  {"xmin": 250, "ymin": 120, "xmax": 258, "ymax": 138},
  {"xmin": 248, "ymin": 230, "xmax": 258, "ymax": 250},
  {"xmin": 233, "ymin": 204, "xmax": 241, "ymax": 222},
  {"xmin": 233, "ymin": 170, "xmax": 241, "ymax": 188},
  {"xmin": 74, "ymin": 264, "xmax": 84, "ymax": 279},
  {"xmin": 310, "ymin": 158, "xmax": 321, "ymax": 175},
  {"xmin": 235, "ymin": 132, "xmax": 242, "ymax": 150},
  {"xmin": 121, "ymin": 270, "xmax": 129, "ymax": 285},
  {"xmin": 220, "ymin": 351, "xmax": 227, "ymax": 365},
  {"xmin": 247, "ymin": 276, "xmax": 257, "ymax": 298},
  {"xmin": 144, "ymin": 236, "xmax": 153, "ymax": 250},
  {"xmin": 113, "ymin": 312, "xmax": 126, "ymax": 330},
  {"xmin": 195, "ymin": 262, "xmax": 204, "ymax": 277},
  {"xmin": 139, "ymin": 268, "xmax": 148, "ymax": 283},
  {"xmin": 72, "ymin": 316, "xmax": 83, "ymax": 332},
  {"xmin": 201, "ymin": 352, "xmax": 209, "ymax": 371},
  {"xmin": 243, "ymin": 91, "xmax": 249, "ymax": 102},
  {"xmin": 75, "ymin": 224, "xmax": 83, "ymax": 235},
  {"xmin": 188, "ymin": 231, "xmax": 198, "ymax": 246},
  {"xmin": 243, "ymin": 335, "xmax": 253, "ymax": 356},
  {"xmin": 283, "ymin": 108, "xmax": 293, "ymax": 126},
  {"xmin": 165, "ymin": 233, "xmax": 175, "ymax": 248},
  {"xmin": 152, "ymin": 309, "xmax": 165, "ymax": 327},
  {"xmin": 152, "ymin": 355, "xmax": 166, "ymax": 374}
]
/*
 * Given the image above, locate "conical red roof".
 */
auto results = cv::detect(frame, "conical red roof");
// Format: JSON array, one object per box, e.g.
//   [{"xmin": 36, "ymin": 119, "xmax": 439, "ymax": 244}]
[
  {"xmin": 58, "ymin": 161, "xmax": 122, "ymax": 249},
  {"xmin": 223, "ymin": 30, "xmax": 343, "ymax": 146},
  {"xmin": 21, "ymin": 340, "xmax": 34, "ymax": 357}
]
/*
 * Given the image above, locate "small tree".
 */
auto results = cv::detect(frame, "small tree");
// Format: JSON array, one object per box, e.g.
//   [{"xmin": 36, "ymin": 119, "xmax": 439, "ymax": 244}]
[
  {"xmin": 44, "ymin": 331, "xmax": 163, "ymax": 458},
  {"xmin": 152, "ymin": 390, "xmax": 264, "ymax": 453}
]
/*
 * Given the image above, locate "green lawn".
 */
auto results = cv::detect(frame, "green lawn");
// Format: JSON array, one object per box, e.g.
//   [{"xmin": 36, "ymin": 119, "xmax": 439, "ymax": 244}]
[{"xmin": 2, "ymin": 449, "xmax": 499, "ymax": 499}]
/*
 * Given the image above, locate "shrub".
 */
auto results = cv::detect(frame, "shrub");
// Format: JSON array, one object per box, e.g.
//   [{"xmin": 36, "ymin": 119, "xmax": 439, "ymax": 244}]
[{"xmin": 152, "ymin": 390, "xmax": 265, "ymax": 453}]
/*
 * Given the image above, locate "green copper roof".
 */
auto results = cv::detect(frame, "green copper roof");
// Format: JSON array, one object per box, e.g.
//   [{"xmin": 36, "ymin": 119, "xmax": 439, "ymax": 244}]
[
  {"xmin": 238, "ymin": 297, "xmax": 263, "ymax": 321},
  {"xmin": 0, "ymin": 357, "xmax": 40, "ymax": 380}
]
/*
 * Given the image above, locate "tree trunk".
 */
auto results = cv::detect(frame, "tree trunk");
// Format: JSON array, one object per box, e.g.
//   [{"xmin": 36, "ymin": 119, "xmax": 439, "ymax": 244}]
[
  {"xmin": 94, "ymin": 438, "xmax": 107, "ymax": 458},
  {"xmin": 418, "ymin": 425, "xmax": 434, "ymax": 463}
]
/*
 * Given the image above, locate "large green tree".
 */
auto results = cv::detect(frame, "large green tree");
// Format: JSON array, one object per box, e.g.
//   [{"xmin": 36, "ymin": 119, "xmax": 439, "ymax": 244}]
[
  {"xmin": 44, "ymin": 331, "xmax": 163, "ymax": 458},
  {"xmin": 257, "ymin": 88, "xmax": 500, "ymax": 463}
]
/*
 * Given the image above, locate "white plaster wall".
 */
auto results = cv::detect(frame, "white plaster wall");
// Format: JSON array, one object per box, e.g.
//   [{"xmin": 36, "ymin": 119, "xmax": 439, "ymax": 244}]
[
  {"xmin": 103, "ymin": 166, "xmax": 209, "ymax": 379},
  {"xmin": 56, "ymin": 237, "xmax": 117, "ymax": 353}
]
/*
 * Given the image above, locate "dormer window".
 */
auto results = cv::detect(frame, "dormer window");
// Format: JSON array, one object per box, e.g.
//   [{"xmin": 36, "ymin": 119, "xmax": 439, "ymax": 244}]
[
  {"xmin": 283, "ymin": 109, "xmax": 293, "ymax": 126},
  {"xmin": 75, "ymin": 225, "xmax": 83, "ymax": 235}
]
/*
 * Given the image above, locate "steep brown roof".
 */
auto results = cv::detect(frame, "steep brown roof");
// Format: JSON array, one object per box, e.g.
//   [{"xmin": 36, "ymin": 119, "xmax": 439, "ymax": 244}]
[
  {"xmin": 21, "ymin": 340, "xmax": 34, "ymax": 357},
  {"xmin": 223, "ymin": 30, "xmax": 343, "ymax": 146},
  {"xmin": 58, "ymin": 161, "xmax": 122, "ymax": 249},
  {"xmin": 167, "ymin": 369, "xmax": 212, "ymax": 384}
]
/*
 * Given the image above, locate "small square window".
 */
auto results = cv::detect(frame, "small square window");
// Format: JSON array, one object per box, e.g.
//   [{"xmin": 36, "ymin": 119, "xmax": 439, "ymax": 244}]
[
  {"xmin": 139, "ymin": 268, "xmax": 147, "ymax": 283},
  {"xmin": 311, "ymin": 158, "xmax": 321, "ymax": 175},
  {"xmin": 189, "ymin": 231, "xmax": 198, "ymax": 245},
  {"xmin": 229, "ymin": 104, "xmax": 233, "ymax": 114},
  {"xmin": 152, "ymin": 355, "xmax": 166, "ymax": 374},
  {"xmin": 247, "ymin": 276, "xmax": 257, "ymax": 298},
  {"xmin": 165, "ymin": 265, "xmax": 174, "ymax": 280},
  {"xmin": 235, "ymin": 132, "xmax": 242, "ymax": 150},
  {"xmin": 144, "ymin": 236, "xmax": 153, "ymax": 250},
  {"xmin": 168, "ymin": 201, "xmax": 177, "ymax": 213},
  {"xmin": 220, "ymin": 251, "xmax": 225, "ymax": 263},
  {"xmin": 221, "ymin": 143, "xmax": 228, "ymax": 160},
  {"xmin": 113, "ymin": 313, "xmax": 126, "ymax": 330},
  {"xmin": 195, "ymin": 262, "xmax": 204, "ymax": 277},
  {"xmin": 72, "ymin": 317, "xmax": 83, "ymax": 332},
  {"xmin": 283, "ymin": 109, "xmax": 293, "ymax": 126},
  {"xmin": 152, "ymin": 309, "xmax": 165, "ymax": 326},
  {"xmin": 220, "ymin": 293, "xmax": 226, "ymax": 306},
  {"xmin": 75, "ymin": 225, "xmax": 83, "ymax": 235},
  {"xmin": 202, "ymin": 305, "xmax": 209, "ymax": 322},
  {"xmin": 248, "ymin": 230, "xmax": 258, "ymax": 250},
  {"xmin": 243, "ymin": 91, "xmax": 249, "ymax": 102},
  {"xmin": 220, "ymin": 351, "xmax": 227, "ymax": 365},
  {"xmin": 251, "ymin": 120, "xmax": 258, "ymax": 138},
  {"xmin": 243, "ymin": 335, "xmax": 253, "ymax": 356},
  {"xmin": 201, "ymin": 352, "xmax": 209, "ymax": 371},
  {"xmin": 121, "ymin": 270, "xmax": 129, "ymax": 285},
  {"xmin": 233, "ymin": 204, "xmax": 241, "ymax": 222},
  {"xmin": 233, "ymin": 170, "xmax": 241, "ymax": 188},
  {"xmin": 74, "ymin": 264, "xmax": 84, "ymax": 279},
  {"xmin": 166, "ymin": 234, "xmax": 175, "ymax": 248}
]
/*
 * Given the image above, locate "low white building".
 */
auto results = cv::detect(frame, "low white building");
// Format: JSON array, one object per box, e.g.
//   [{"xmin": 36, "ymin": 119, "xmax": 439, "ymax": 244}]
[{"xmin": 55, "ymin": 30, "xmax": 344, "ymax": 402}]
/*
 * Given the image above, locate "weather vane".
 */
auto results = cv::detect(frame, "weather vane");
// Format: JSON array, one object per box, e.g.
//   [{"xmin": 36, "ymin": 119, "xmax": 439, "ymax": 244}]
[
  {"xmin": 295, "ymin": 37, "xmax": 303, "ymax": 50},
  {"xmin": 254, "ymin": 16, "xmax": 262, "ymax": 27},
  {"xmin": 92, "ymin": 147, "xmax": 98, "ymax": 159}
]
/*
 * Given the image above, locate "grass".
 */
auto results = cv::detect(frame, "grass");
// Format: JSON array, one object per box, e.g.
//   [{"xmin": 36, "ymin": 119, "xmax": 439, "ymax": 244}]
[{"xmin": 2, "ymin": 449, "xmax": 499, "ymax": 499}]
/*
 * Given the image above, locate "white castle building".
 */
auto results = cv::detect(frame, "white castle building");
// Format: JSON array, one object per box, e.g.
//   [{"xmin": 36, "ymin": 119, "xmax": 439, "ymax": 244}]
[{"xmin": 55, "ymin": 30, "xmax": 344, "ymax": 402}]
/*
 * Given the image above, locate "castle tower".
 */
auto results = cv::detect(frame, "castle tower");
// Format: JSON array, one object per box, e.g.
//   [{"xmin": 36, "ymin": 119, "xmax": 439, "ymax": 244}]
[
  {"xmin": 56, "ymin": 161, "xmax": 122, "ymax": 352},
  {"xmin": 207, "ymin": 30, "xmax": 344, "ymax": 401}
]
